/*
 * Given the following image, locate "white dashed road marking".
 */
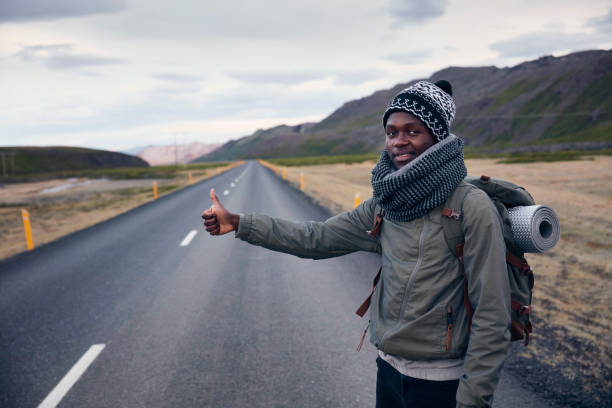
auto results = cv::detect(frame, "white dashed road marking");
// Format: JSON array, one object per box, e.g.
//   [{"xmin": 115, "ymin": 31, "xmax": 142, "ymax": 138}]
[
  {"xmin": 230, "ymin": 182, "xmax": 235, "ymax": 187},
  {"xmin": 38, "ymin": 344, "xmax": 106, "ymax": 408},
  {"xmin": 180, "ymin": 230, "xmax": 198, "ymax": 247},
  {"xmin": 223, "ymin": 190, "xmax": 229, "ymax": 196}
]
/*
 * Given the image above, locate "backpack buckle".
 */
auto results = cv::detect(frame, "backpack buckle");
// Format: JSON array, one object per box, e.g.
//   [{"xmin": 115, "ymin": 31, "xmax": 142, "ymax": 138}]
[
  {"xmin": 442, "ymin": 208, "xmax": 462, "ymax": 220},
  {"xmin": 518, "ymin": 305, "xmax": 531, "ymax": 316},
  {"xmin": 511, "ymin": 299, "xmax": 531, "ymax": 316},
  {"xmin": 520, "ymin": 261, "xmax": 532, "ymax": 275}
]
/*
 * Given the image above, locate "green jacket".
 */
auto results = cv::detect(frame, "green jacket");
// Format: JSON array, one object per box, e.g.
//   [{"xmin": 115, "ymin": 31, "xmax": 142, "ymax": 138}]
[{"xmin": 236, "ymin": 182, "xmax": 511, "ymax": 407}]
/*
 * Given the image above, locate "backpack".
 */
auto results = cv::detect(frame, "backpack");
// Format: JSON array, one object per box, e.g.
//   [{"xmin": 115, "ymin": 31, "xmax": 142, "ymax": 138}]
[
  {"xmin": 440, "ymin": 175, "xmax": 535, "ymax": 345},
  {"xmin": 356, "ymin": 174, "xmax": 535, "ymax": 350}
]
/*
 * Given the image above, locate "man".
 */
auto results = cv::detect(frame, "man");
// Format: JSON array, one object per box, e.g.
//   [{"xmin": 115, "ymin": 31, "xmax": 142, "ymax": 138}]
[{"xmin": 202, "ymin": 80, "xmax": 510, "ymax": 408}]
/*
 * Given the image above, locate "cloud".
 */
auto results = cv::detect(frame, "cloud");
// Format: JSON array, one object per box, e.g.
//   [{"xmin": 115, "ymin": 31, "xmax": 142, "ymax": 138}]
[
  {"xmin": 229, "ymin": 68, "xmax": 383, "ymax": 87},
  {"xmin": 150, "ymin": 85, "xmax": 201, "ymax": 96},
  {"xmin": 386, "ymin": 50, "xmax": 432, "ymax": 64},
  {"xmin": 152, "ymin": 73, "xmax": 202, "ymax": 83},
  {"xmin": 333, "ymin": 69, "xmax": 384, "ymax": 85},
  {"xmin": 16, "ymin": 44, "xmax": 124, "ymax": 70},
  {"xmin": 491, "ymin": 9, "xmax": 612, "ymax": 59},
  {"xmin": 229, "ymin": 70, "xmax": 329, "ymax": 85},
  {"xmin": 0, "ymin": 81, "xmax": 346, "ymax": 142},
  {"xmin": 489, "ymin": 31, "xmax": 605, "ymax": 59},
  {"xmin": 91, "ymin": 1, "xmax": 332, "ymax": 41},
  {"xmin": 586, "ymin": 8, "xmax": 612, "ymax": 33},
  {"xmin": 388, "ymin": 0, "xmax": 448, "ymax": 27},
  {"xmin": 0, "ymin": 0, "xmax": 127, "ymax": 23}
]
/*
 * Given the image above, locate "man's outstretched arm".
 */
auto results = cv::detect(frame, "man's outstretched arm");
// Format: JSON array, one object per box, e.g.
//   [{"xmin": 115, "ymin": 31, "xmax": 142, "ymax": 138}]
[{"xmin": 202, "ymin": 188, "xmax": 379, "ymax": 259}]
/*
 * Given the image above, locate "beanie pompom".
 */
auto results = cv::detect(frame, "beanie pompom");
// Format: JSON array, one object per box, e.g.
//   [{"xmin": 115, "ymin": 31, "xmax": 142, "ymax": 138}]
[{"xmin": 434, "ymin": 80, "xmax": 453, "ymax": 96}]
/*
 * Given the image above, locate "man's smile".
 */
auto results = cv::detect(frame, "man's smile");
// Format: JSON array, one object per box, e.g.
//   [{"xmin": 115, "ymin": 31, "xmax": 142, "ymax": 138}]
[{"xmin": 393, "ymin": 150, "xmax": 417, "ymax": 162}]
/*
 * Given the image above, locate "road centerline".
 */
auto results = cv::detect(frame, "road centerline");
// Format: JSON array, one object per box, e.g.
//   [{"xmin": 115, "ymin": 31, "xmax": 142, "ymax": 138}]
[
  {"xmin": 38, "ymin": 344, "xmax": 106, "ymax": 408},
  {"xmin": 180, "ymin": 230, "xmax": 198, "ymax": 247}
]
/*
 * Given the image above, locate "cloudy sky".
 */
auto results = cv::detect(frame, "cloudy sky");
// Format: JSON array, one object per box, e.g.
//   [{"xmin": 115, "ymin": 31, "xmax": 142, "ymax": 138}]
[{"xmin": 1, "ymin": 0, "xmax": 610, "ymax": 152}]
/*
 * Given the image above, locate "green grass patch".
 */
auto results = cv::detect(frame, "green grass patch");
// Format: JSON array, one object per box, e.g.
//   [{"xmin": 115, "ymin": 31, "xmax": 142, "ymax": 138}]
[
  {"xmin": 540, "ymin": 74, "xmax": 612, "ymax": 143},
  {"xmin": 299, "ymin": 135, "xmax": 347, "ymax": 156},
  {"xmin": 266, "ymin": 153, "xmax": 379, "ymax": 167},
  {"xmin": 0, "ymin": 146, "xmax": 148, "ymax": 176},
  {"xmin": 1, "ymin": 162, "xmax": 229, "ymax": 183},
  {"xmin": 533, "ymin": 119, "xmax": 612, "ymax": 144},
  {"xmin": 267, "ymin": 149, "xmax": 612, "ymax": 167},
  {"xmin": 519, "ymin": 78, "xmax": 564, "ymax": 113},
  {"xmin": 331, "ymin": 111, "xmax": 383, "ymax": 133},
  {"xmin": 463, "ymin": 149, "xmax": 612, "ymax": 164},
  {"xmin": 504, "ymin": 78, "xmax": 566, "ymax": 138},
  {"xmin": 490, "ymin": 79, "xmax": 536, "ymax": 110}
]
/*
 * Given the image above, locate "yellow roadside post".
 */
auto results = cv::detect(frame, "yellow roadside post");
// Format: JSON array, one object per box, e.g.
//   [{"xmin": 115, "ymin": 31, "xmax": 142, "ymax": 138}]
[
  {"xmin": 282, "ymin": 169, "xmax": 286, "ymax": 180},
  {"xmin": 153, "ymin": 181, "xmax": 159, "ymax": 199},
  {"xmin": 189, "ymin": 172, "xmax": 194, "ymax": 184},
  {"xmin": 300, "ymin": 172, "xmax": 305, "ymax": 191},
  {"xmin": 354, "ymin": 192, "xmax": 361, "ymax": 208},
  {"xmin": 21, "ymin": 209, "xmax": 34, "ymax": 250}
]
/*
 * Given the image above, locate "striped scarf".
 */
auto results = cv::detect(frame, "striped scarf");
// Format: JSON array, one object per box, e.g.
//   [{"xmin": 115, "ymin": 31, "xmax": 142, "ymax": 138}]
[{"xmin": 371, "ymin": 134, "xmax": 467, "ymax": 222}]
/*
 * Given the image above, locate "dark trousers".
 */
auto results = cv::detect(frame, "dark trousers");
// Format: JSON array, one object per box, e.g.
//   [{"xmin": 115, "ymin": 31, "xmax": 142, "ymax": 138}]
[{"xmin": 375, "ymin": 357, "xmax": 459, "ymax": 408}]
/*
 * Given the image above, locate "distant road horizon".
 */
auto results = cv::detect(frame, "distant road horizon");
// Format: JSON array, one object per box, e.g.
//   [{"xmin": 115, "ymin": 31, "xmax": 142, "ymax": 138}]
[{"xmin": 1, "ymin": 161, "xmax": 552, "ymax": 407}]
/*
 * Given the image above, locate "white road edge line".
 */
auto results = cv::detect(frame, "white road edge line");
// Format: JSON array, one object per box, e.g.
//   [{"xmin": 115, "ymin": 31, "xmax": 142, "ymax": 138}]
[
  {"xmin": 180, "ymin": 230, "xmax": 198, "ymax": 247},
  {"xmin": 38, "ymin": 344, "xmax": 106, "ymax": 408}
]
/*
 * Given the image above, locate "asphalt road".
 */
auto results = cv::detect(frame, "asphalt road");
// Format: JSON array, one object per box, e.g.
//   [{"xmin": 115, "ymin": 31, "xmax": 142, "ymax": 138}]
[{"xmin": 0, "ymin": 161, "xmax": 553, "ymax": 407}]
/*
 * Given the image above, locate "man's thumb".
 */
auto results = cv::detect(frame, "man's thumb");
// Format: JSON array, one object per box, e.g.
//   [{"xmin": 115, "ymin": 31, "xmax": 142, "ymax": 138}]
[{"xmin": 210, "ymin": 188, "xmax": 221, "ymax": 207}]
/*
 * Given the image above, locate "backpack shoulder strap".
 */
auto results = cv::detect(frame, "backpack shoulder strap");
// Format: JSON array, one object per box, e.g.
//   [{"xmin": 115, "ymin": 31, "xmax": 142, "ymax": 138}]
[
  {"xmin": 368, "ymin": 203, "xmax": 384, "ymax": 238},
  {"xmin": 355, "ymin": 202, "xmax": 385, "ymax": 350},
  {"xmin": 441, "ymin": 181, "xmax": 476, "ymax": 335},
  {"xmin": 441, "ymin": 181, "xmax": 472, "ymax": 257}
]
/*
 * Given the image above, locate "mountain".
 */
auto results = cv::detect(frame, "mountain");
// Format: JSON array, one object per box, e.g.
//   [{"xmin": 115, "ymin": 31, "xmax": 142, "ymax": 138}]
[
  {"xmin": 197, "ymin": 49, "xmax": 612, "ymax": 161},
  {"xmin": 135, "ymin": 142, "xmax": 221, "ymax": 166},
  {"xmin": 0, "ymin": 146, "xmax": 149, "ymax": 177},
  {"xmin": 121, "ymin": 145, "xmax": 150, "ymax": 156}
]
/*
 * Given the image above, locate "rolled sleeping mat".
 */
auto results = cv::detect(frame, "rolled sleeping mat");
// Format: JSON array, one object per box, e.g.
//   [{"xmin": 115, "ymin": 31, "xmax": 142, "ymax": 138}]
[{"xmin": 507, "ymin": 205, "xmax": 560, "ymax": 253}]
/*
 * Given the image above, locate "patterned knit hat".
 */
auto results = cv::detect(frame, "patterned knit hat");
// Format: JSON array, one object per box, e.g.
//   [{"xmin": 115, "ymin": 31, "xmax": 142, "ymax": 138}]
[{"xmin": 382, "ymin": 80, "xmax": 456, "ymax": 142}]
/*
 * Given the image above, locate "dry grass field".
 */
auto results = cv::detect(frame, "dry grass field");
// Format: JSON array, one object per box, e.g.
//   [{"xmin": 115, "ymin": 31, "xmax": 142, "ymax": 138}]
[
  {"xmin": 277, "ymin": 156, "xmax": 611, "ymax": 394},
  {"xmin": 0, "ymin": 162, "xmax": 243, "ymax": 261}
]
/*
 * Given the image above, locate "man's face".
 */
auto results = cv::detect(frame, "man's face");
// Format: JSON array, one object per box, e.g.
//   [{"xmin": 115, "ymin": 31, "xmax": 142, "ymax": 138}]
[{"xmin": 385, "ymin": 112, "xmax": 435, "ymax": 169}]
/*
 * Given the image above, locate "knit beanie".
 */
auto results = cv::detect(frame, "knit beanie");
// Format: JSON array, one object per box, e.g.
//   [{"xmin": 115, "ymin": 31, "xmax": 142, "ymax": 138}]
[{"xmin": 382, "ymin": 80, "xmax": 456, "ymax": 142}]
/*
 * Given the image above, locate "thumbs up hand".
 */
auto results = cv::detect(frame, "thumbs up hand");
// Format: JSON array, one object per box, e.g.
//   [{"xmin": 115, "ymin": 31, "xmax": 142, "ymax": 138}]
[{"xmin": 202, "ymin": 188, "xmax": 240, "ymax": 235}]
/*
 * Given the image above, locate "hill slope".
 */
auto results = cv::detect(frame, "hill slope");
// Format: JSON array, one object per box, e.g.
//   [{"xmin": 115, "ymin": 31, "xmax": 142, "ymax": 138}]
[
  {"xmin": 0, "ymin": 146, "xmax": 149, "ymax": 177},
  {"xmin": 198, "ymin": 50, "xmax": 611, "ymax": 161}
]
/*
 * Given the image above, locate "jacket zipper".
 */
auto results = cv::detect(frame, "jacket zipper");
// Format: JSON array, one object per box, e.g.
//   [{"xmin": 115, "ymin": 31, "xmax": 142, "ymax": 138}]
[
  {"xmin": 446, "ymin": 305, "xmax": 453, "ymax": 351},
  {"xmin": 380, "ymin": 216, "xmax": 430, "ymax": 348}
]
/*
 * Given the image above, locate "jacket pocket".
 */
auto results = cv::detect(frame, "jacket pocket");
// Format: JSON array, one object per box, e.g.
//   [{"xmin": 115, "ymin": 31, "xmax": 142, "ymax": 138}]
[{"xmin": 380, "ymin": 302, "xmax": 450, "ymax": 359}]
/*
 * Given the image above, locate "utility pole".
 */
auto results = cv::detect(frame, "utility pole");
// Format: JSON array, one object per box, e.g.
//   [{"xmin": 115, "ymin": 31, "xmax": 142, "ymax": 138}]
[{"xmin": 174, "ymin": 137, "xmax": 178, "ymax": 168}]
